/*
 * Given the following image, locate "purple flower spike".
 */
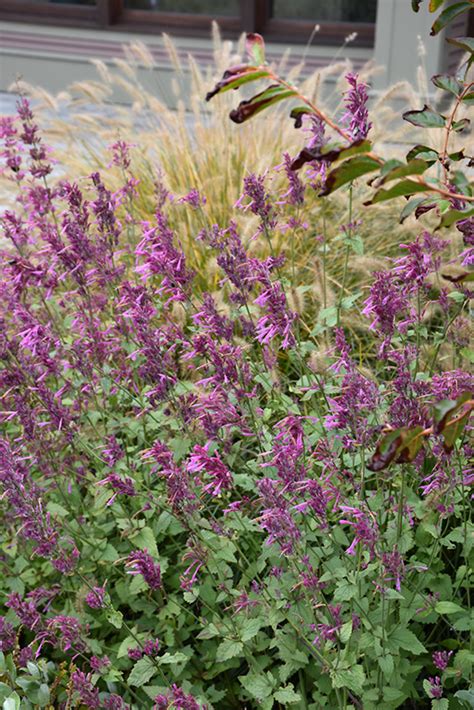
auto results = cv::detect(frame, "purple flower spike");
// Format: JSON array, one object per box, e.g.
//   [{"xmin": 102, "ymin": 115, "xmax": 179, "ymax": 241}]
[
  {"xmin": 126, "ymin": 549, "xmax": 162, "ymax": 590},
  {"xmin": 342, "ymin": 73, "xmax": 372, "ymax": 140}
]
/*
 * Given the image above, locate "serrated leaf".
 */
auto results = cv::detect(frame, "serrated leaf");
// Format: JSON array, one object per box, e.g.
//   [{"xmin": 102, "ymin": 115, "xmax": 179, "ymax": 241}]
[
  {"xmin": 246, "ymin": 33, "xmax": 265, "ymax": 64},
  {"xmin": 435, "ymin": 601, "xmax": 465, "ymax": 614},
  {"xmin": 403, "ymin": 105, "xmax": 446, "ymax": 128},
  {"xmin": 196, "ymin": 623, "xmax": 220, "ymax": 640},
  {"xmin": 389, "ymin": 627, "xmax": 427, "ymax": 655},
  {"xmin": 229, "ymin": 84, "xmax": 296, "ymax": 124},
  {"xmin": 432, "ymin": 73, "xmax": 463, "ymax": 96},
  {"xmin": 158, "ymin": 652, "xmax": 187, "ymax": 664},
  {"xmin": 106, "ymin": 607, "xmax": 123, "ymax": 629},
  {"xmin": 240, "ymin": 618, "xmax": 262, "ymax": 642},
  {"xmin": 217, "ymin": 639, "xmax": 243, "ymax": 662},
  {"xmin": 339, "ymin": 620, "xmax": 353, "ymax": 644},
  {"xmin": 378, "ymin": 654, "xmax": 394, "ymax": 677},
  {"xmin": 239, "ymin": 673, "xmax": 274, "ymax": 700},
  {"xmin": 128, "ymin": 657, "xmax": 156, "ymax": 687},
  {"xmin": 332, "ymin": 665, "xmax": 366, "ymax": 695},
  {"xmin": 454, "ymin": 689, "xmax": 474, "ymax": 708},
  {"xmin": 46, "ymin": 502, "xmax": 69, "ymax": 518},
  {"xmin": 273, "ymin": 684, "xmax": 301, "ymax": 704},
  {"xmin": 130, "ymin": 526, "xmax": 158, "ymax": 558},
  {"xmin": 205, "ymin": 66, "xmax": 269, "ymax": 102},
  {"xmin": 431, "ymin": 2, "xmax": 473, "ymax": 35},
  {"xmin": 333, "ymin": 582, "xmax": 356, "ymax": 601},
  {"xmin": 320, "ymin": 155, "xmax": 380, "ymax": 195}
]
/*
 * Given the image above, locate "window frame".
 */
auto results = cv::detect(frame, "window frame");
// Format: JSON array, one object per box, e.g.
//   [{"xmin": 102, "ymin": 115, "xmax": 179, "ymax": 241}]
[{"xmin": 0, "ymin": 0, "xmax": 376, "ymax": 46}]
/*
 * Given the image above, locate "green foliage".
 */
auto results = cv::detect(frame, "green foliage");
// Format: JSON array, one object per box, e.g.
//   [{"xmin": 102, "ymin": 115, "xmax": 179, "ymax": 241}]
[{"xmin": 0, "ymin": 7, "xmax": 472, "ymax": 710}]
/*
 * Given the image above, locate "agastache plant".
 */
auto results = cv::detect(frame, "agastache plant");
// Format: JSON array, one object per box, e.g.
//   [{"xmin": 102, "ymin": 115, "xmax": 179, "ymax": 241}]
[{"xmin": 0, "ymin": 4, "xmax": 473, "ymax": 706}]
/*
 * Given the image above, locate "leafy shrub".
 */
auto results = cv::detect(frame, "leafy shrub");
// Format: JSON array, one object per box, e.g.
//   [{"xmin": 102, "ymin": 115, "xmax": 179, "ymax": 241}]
[{"xmin": 0, "ymin": 7, "xmax": 473, "ymax": 710}]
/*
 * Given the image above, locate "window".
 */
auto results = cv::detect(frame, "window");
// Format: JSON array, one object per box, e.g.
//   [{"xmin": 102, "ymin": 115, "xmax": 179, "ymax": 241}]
[{"xmin": 0, "ymin": 0, "xmax": 377, "ymax": 45}]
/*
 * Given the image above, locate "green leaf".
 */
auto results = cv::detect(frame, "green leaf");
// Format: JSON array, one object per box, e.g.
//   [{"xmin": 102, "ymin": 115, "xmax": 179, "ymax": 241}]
[
  {"xmin": 406, "ymin": 144, "xmax": 439, "ymax": 163},
  {"xmin": 333, "ymin": 582, "xmax": 356, "ymax": 601},
  {"xmin": 239, "ymin": 673, "xmax": 274, "ymax": 700},
  {"xmin": 240, "ymin": 618, "xmax": 262, "ymax": 642},
  {"xmin": 412, "ymin": 0, "xmax": 423, "ymax": 10},
  {"xmin": 320, "ymin": 155, "xmax": 380, "ymax": 195},
  {"xmin": 339, "ymin": 620, "xmax": 353, "ymax": 644},
  {"xmin": 436, "ymin": 206, "xmax": 474, "ymax": 230},
  {"xmin": 399, "ymin": 196, "xmax": 433, "ymax": 223},
  {"xmin": 435, "ymin": 601, "xmax": 465, "ymax": 615},
  {"xmin": 433, "ymin": 393, "xmax": 473, "ymax": 452},
  {"xmin": 366, "ymin": 179, "xmax": 430, "ymax": 205},
  {"xmin": 332, "ymin": 665, "xmax": 366, "ymax": 695},
  {"xmin": 289, "ymin": 106, "xmax": 312, "ymax": 128},
  {"xmin": 246, "ymin": 33, "xmax": 265, "ymax": 64},
  {"xmin": 128, "ymin": 657, "xmax": 157, "ymax": 687},
  {"xmin": 431, "ymin": 1, "xmax": 473, "ymax": 35},
  {"xmin": 389, "ymin": 627, "xmax": 427, "ymax": 655},
  {"xmin": 130, "ymin": 525, "xmax": 158, "ymax": 558},
  {"xmin": 367, "ymin": 426, "xmax": 425, "ymax": 471},
  {"xmin": 158, "ymin": 652, "xmax": 188, "ymax": 665},
  {"xmin": 106, "ymin": 608, "xmax": 123, "ymax": 629},
  {"xmin": 117, "ymin": 635, "xmax": 139, "ymax": 659},
  {"xmin": 2, "ymin": 694, "xmax": 20, "ymax": 710},
  {"xmin": 461, "ymin": 91, "xmax": 474, "ymax": 105},
  {"xmin": 31, "ymin": 684, "xmax": 50, "ymax": 706},
  {"xmin": 378, "ymin": 654, "xmax": 394, "ymax": 678},
  {"xmin": 403, "ymin": 105, "xmax": 446, "ymax": 128},
  {"xmin": 196, "ymin": 623, "xmax": 220, "ymax": 640},
  {"xmin": 273, "ymin": 684, "xmax": 301, "ymax": 704},
  {"xmin": 205, "ymin": 67, "xmax": 269, "ymax": 102},
  {"xmin": 432, "ymin": 73, "xmax": 463, "ymax": 96},
  {"xmin": 447, "ymin": 36, "xmax": 474, "ymax": 54},
  {"xmin": 432, "ymin": 699, "xmax": 450, "ymax": 710},
  {"xmin": 229, "ymin": 84, "xmax": 296, "ymax": 124},
  {"xmin": 217, "ymin": 639, "xmax": 244, "ymax": 662},
  {"xmin": 379, "ymin": 159, "xmax": 430, "ymax": 184},
  {"xmin": 291, "ymin": 138, "xmax": 372, "ymax": 171},
  {"xmin": 46, "ymin": 502, "xmax": 69, "ymax": 517},
  {"xmin": 429, "ymin": 0, "xmax": 444, "ymax": 10},
  {"xmin": 454, "ymin": 689, "xmax": 474, "ymax": 708},
  {"xmin": 452, "ymin": 117, "xmax": 470, "ymax": 132},
  {"xmin": 383, "ymin": 686, "xmax": 408, "ymax": 704}
]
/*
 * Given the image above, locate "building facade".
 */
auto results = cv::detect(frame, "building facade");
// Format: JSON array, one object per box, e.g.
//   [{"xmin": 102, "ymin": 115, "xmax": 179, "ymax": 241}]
[{"xmin": 0, "ymin": 0, "xmax": 472, "ymax": 98}]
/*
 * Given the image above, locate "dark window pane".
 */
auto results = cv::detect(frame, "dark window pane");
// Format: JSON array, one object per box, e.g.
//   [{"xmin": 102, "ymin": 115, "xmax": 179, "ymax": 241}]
[
  {"xmin": 12, "ymin": 0, "xmax": 96, "ymax": 3},
  {"xmin": 124, "ymin": 0, "xmax": 238, "ymax": 14},
  {"xmin": 271, "ymin": 0, "xmax": 377, "ymax": 22}
]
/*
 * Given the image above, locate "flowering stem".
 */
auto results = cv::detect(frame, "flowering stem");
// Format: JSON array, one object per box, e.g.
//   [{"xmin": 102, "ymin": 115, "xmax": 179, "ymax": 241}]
[{"xmin": 337, "ymin": 184, "xmax": 353, "ymax": 326}]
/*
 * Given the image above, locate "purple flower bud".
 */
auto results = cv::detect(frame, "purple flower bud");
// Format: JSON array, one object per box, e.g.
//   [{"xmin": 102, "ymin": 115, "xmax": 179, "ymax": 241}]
[
  {"xmin": 126, "ymin": 549, "xmax": 162, "ymax": 590},
  {"xmin": 85, "ymin": 586, "xmax": 106, "ymax": 610}
]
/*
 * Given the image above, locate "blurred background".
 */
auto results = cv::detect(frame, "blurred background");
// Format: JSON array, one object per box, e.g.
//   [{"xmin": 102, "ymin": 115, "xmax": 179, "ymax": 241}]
[{"xmin": 0, "ymin": 0, "xmax": 472, "ymax": 106}]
